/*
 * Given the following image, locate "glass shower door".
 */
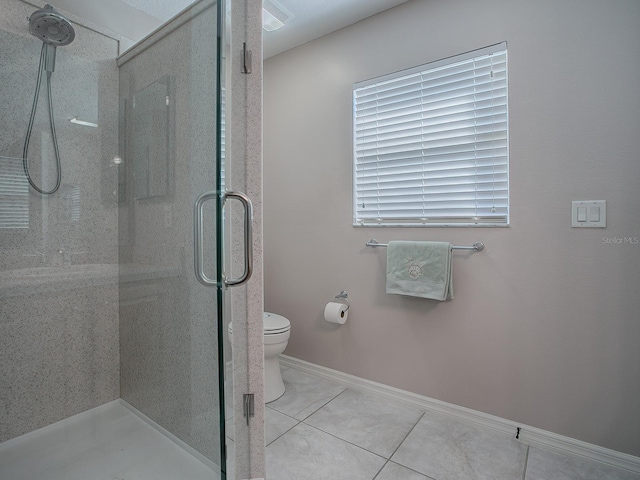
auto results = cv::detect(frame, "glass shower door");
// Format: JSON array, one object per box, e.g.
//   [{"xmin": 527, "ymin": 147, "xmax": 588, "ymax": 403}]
[{"xmin": 118, "ymin": 0, "xmax": 232, "ymax": 478}]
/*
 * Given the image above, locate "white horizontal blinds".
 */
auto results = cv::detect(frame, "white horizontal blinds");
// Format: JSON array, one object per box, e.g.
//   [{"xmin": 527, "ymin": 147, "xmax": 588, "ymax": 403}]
[
  {"xmin": 68, "ymin": 185, "xmax": 81, "ymax": 222},
  {"xmin": 0, "ymin": 156, "xmax": 29, "ymax": 229},
  {"xmin": 354, "ymin": 43, "xmax": 508, "ymax": 226}
]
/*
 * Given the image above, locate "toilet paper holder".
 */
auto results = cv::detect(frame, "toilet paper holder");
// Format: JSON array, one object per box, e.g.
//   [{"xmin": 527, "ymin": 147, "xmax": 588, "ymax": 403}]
[{"xmin": 334, "ymin": 290, "xmax": 350, "ymax": 311}]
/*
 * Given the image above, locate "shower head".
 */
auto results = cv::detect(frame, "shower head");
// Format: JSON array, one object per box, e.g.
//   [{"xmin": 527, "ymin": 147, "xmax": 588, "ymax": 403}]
[{"xmin": 28, "ymin": 4, "xmax": 75, "ymax": 47}]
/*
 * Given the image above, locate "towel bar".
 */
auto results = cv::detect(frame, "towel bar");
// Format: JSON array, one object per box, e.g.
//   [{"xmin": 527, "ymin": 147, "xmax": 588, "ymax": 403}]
[{"xmin": 366, "ymin": 239, "xmax": 484, "ymax": 252}]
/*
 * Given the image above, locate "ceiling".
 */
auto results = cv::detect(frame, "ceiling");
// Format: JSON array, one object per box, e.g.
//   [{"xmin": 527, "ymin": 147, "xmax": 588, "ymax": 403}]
[
  {"xmin": 261, "ymin": 0, "xmax": 411, "ymax": 58},
  {"xmin": 119, "ymin": 0, "xmax": 412, "ymax": 58},
  {"xmin": 119, "ymin": 0, "xmax": 192, "ymax": 23}
]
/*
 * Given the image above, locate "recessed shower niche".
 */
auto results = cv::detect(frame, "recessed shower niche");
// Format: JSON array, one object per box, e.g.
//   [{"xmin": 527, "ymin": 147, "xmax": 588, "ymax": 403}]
[{"xmin": 122, "ymin": 75, "xmax": 175, "ymax": 201}]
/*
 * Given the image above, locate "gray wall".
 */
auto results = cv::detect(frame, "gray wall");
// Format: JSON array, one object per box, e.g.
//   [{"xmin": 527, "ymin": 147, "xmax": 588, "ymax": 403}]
[
  {"xmin": 263, "ymin": 0, "xmax": 640, "ymax": 456},
  {"xmin": 0, "ymin": 0, "xmax": 120, "ymax": 442}
]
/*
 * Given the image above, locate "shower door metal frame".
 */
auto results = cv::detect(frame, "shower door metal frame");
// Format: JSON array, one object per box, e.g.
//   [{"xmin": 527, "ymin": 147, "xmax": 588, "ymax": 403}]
[
  {"xmin": 225, "ymin": 0, "xmax": 266, "ymax": 478},
  {"xmin": 193, "ymin": 0, "xmax": 264, "ymax": 477}
]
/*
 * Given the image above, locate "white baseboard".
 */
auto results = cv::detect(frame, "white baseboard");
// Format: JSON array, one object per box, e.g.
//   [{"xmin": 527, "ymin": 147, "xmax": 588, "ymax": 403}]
[{"xmin": 279, "ymin": 354, "xmax": 640, "ymax": 475}]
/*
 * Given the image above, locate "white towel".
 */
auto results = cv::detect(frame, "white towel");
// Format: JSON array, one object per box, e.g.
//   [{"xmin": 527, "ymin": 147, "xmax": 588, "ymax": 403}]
[{"xmin": 386, "ymin": 241, "xmax": 453, "ymax": 301}]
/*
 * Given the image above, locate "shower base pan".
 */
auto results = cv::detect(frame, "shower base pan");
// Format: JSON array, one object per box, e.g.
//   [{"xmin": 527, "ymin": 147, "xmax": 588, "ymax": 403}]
[{"xmin": 0, "ymin": 400, "xmax": 221, "ymax": 480}]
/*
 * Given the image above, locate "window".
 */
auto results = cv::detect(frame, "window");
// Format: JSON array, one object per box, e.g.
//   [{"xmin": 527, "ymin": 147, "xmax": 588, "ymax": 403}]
[
  {"xmin": 353, "ymin": 43, "xmax": 508, "ymax": 227},
  {"xmin": 0, "ymin": 156, "xmax": 29, "ymax": 229}
]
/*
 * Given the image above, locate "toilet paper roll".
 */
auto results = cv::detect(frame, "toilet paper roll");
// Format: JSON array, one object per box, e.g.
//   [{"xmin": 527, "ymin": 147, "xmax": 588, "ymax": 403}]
[{"xmin": 324, "ymin": 302, "xmax": 348, "ymax": 324}]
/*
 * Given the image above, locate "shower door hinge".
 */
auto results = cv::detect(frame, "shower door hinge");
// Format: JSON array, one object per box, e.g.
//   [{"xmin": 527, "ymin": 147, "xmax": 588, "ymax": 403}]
[
  {"xmin": 242, "ymin": 42, "xmax": 252, "ymax": 74},
  {"xmin": 243, "ymin": 393, "xmax": 255, "ymax": 425}
]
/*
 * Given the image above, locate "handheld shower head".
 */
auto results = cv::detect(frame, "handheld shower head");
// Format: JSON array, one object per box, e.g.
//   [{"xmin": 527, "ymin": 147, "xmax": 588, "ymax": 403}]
[
  {"xmin": 23, "ymin": 4, "xmax": 75, "ymax": 194},
  {"xmin": 28, "ymin": 4, "xmax": 75, "ymax": 73},
  {"xmin": 28, "ymin": 4, "xmax": 75, "ymax": 47}
]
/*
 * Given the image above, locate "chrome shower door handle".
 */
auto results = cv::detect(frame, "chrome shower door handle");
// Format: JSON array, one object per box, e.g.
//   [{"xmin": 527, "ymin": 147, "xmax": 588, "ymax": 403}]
[
  {"xmin": 223, "ymin": 191, "xmax": 253, "ymax": 287},
  {"xmin": 193, "ymin": 190, "xmax": 254, "ymax": 288},
  {"xmin": 194, "ymin": 191, "xmax": 218, "ymax": 287}
]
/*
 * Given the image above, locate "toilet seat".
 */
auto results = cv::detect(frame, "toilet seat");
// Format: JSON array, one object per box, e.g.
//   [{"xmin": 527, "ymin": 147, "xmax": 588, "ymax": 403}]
[
  {"xmin": 263, "ymin": 312, "xmax": 290, "ymax": 335},
  {"xmin": 227, "ymin": 312, "xmax": 290, "ymax": 336}
]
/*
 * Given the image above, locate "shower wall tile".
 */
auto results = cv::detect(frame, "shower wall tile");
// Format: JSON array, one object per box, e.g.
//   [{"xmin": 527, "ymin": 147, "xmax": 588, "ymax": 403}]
[
  {"xmin": 119, "ymin": 274, "xmax": 194, "ymax": 440},
  {"xmin": 0, "ymin": 284, "xmax": 119, "ymax": 442},
  {"xmin": 0, "ymin": 0, "xmax": 119, "ymax": 443}
]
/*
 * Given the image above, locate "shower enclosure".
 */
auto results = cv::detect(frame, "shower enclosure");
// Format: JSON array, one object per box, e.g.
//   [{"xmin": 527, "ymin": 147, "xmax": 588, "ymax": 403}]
[{"xmin": 0, "ymin": 0, "xmax": 262, "ymax": 478}]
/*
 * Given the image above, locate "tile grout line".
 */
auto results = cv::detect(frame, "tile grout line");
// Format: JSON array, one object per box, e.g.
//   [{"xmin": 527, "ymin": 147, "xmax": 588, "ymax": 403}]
[
  {"xmin": 264, "ymin": 419, "xmax": 302, "ymax": 449},
  {"xmin": 297, "ymin": 421, "xmax": 387, "ymax": 462},
  {"xmin": 268, "ymin": 383, "xmax": 430, "ymax": 478},
  {"xmin": 299, "ymin": 403, "xmax": 424, "ymax": 461},
  {"xmin": 296, "ymin": 386, "xmax": 349, "ymax": 422},
  {"xmin": 371, "ymin": 460, "xmax": 389, "ymax": 480},
  {"xmin": 266, "ymin": 371, "xmax": 533, "ymax": 480},
  {"xmin": 305, "ymin": 408, "xmax": 429, "ymax": 480},
  {"xmin": 267, "ymin": 370, "xmax": 348, "ymax": 422},
  {"xmin": 276, "ymin": 386, "xmax": 431, "ymax": 469},
  {"xmin": 383, "ymin": 411, "xmax": 441, "ymax": 480},
  {"xmin": 388, "ymin": 410, "xmax": 426, "ymax": 459},
  {"xmin": 269, "ymin": 365, "xmax": 640, "ymax": 480},
  {"xmin": 264, "ymin": 376, "xmax": 347, "ymax": 448},
  {"xmin": 282, "ymin": 357, "xmax": 640, "ymax": 476},
  {"xmin": 264, "ymin": 405, "xmax": 301, "ymax": 447},
  {"xmin": 265, "ymin": 405, "xmax": 297, "ymax": 421},
  {"xmin": 265, "ymin": 420, "xmax": 299, "ymax": 447}
]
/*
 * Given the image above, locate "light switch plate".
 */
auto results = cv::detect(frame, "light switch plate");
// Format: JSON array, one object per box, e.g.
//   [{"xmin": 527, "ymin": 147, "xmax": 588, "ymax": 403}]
[{"xmin": 572, "ymin": 200, "xmax": 606, "ymax": 227}]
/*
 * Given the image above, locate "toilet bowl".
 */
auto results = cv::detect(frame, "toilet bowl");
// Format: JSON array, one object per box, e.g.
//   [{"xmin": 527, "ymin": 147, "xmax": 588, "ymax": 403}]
[{"xmin": 228, "ymin": 312, "xmax": 291, "ymax": 403}]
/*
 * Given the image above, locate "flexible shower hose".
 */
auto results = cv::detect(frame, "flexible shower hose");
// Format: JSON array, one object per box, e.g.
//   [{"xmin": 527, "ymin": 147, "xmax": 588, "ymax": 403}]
[{"xmin": 23, "ymin": 42, "xmax": 62, "ymax": 195}]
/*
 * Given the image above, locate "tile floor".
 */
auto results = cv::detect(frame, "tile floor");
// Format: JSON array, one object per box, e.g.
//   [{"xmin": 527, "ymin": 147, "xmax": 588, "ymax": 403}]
[
  {"xmin": 1, "ymin": 366, "xmax": 638, "ymax": 480},
  {"xmin": 264, "ymin": 367, "xmax": 640, "ymax": 480}
]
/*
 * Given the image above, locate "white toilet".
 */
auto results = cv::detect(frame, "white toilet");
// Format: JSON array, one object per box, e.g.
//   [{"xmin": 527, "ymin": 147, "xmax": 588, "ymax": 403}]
[{"xmin": 227, "ymin": 312, "xmax": 291, "ymax": 403}]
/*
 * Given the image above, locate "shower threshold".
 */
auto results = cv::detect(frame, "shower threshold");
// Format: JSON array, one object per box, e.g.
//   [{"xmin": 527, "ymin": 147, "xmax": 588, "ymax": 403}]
[{"xmin": 0, "ymin": 400, "xmax": 221, "ymax": 480}]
